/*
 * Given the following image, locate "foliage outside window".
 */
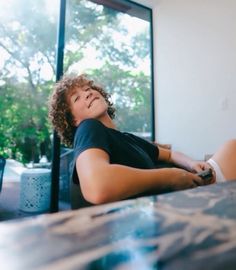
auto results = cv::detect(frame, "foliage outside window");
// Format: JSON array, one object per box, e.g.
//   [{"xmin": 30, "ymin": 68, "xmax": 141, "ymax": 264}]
[{"xmin": 0, "ymin": 0, "xmax": 59, "ymax": 163}]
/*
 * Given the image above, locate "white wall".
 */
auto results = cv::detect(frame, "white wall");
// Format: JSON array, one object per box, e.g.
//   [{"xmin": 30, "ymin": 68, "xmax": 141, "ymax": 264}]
[{"xmin": 137, "ymin": 0, "xmax": 236, "ymax": 160}]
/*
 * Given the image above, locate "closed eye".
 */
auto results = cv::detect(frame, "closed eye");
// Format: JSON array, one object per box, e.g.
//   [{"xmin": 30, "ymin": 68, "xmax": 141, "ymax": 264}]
[{"xmin": 74, "ymin": 95, "xmax": 80, "ymax": 103}]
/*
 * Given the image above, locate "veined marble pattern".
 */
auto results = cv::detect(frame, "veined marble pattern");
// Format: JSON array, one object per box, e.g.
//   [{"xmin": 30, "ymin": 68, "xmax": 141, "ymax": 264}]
[{"xmin": 0, "ymin": 181, "xmax": 236, "ymax": 270}]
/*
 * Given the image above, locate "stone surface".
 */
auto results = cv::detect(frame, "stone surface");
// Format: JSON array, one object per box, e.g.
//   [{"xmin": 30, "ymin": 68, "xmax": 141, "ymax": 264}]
[{"xmin": 0, "ymin": 181, "xmax": 236, "ymax": 270}]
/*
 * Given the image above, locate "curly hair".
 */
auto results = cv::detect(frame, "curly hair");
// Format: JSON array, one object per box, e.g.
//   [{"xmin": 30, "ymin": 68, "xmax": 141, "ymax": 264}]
[{"xmin": 48, "ymin": 74, "xmax": 116, "ymax": 147}]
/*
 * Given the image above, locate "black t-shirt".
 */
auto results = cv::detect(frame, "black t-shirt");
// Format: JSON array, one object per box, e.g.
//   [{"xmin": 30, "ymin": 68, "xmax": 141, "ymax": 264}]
[{"xmin": 71, "ymin": 118, "xmax": 159, "ymax": 208}]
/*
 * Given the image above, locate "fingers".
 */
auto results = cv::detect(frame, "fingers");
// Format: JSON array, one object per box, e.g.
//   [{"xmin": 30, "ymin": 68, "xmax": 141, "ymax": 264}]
[
  {"xmin": 190, "ymin": 162, "xmax": 204, "ymax": 173},
  {"xmin": 192, "ymin": 165, "xmax": 202, "ymax": 173},
  {"xmin": 182, "ymin": 171, "xmax": 204, "ymax": 187},
  {"xmin": 191, "ymin": 161, "xmax": 213, "ymax": 173},
  {"xmin": 192, "ymin": 175, "xmax": 205, "ymax": 186},
  {"xmin": 191, "ymin": 171, "xmax": 215, "ymax": 186},
  {"xmin": 202, "ymin": 162, "xmax": 212, "ymax": 171}
]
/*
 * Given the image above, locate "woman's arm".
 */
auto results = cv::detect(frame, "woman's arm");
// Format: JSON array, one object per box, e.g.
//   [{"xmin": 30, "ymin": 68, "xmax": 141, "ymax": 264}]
[
  {"xmin": 158, "ymin": 146, "xmax": 214, "ymax": 174},
  {"xmin": 76, "ymin": 148, "xmax": 206, "ymax": 204}
]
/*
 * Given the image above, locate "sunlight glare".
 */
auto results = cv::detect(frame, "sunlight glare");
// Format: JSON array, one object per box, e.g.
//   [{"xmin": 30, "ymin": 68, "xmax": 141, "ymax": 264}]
[{"xmin": 44, "ymin": 0, "xmax": 60, "ymax": 17}]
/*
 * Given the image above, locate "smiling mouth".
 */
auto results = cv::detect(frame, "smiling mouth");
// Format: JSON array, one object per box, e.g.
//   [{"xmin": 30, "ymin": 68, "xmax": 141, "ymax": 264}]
[{"xmin": 88, "ymin": 97, "xmax": 99, "ymax": 108}]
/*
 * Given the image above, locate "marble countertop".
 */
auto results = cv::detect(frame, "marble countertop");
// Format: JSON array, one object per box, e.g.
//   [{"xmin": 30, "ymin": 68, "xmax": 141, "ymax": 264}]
[{"xmin": 1, "ymin": 181, "xmax": 236, "ymax": 270}]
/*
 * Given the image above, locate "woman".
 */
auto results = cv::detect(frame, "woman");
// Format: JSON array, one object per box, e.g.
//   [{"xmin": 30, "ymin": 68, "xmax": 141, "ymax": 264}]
[{"xmin": 49, "ymin": 74, "xmax": 236, "ymax": 208}]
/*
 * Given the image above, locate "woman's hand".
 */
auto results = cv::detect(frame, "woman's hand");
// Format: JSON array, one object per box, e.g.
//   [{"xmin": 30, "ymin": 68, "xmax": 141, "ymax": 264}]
[
  {"xmin": 188, "ymin": 161, "xmax": 216, "ymax": 184},
  {"xmin": 188, "ymin": 160, "xmax": 211, "ymax": 172},
  {"xmin": 168, "ymin": 151, "xmax": 216, "ymax": 184},
  {"xmin": 168, "ymin": 168, "xmax": 212, "ymax": 191}
]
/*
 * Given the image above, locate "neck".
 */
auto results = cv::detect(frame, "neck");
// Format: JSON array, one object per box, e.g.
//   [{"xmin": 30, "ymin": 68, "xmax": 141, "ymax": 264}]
[{"xmin": 98, "ymin": 113, "xmax": 116, "ymax": 129}]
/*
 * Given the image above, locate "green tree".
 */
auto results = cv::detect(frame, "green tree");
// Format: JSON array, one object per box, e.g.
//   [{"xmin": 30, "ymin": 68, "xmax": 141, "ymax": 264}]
[{"xmin": 0, "ymin": 0, "xmax": 58, "ymax": 162}]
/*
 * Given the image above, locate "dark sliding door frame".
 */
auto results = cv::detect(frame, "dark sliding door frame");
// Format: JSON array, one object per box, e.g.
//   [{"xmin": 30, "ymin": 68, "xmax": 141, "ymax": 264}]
[{"xmin": 50, "ymin": 0, "xmax": 66, "ymax": 212}]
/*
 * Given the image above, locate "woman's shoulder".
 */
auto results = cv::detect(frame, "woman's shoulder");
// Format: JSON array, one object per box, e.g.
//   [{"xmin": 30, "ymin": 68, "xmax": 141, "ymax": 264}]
[{"xmin": 73, "ymin": 119, "xmax": 110, "ymax": 149}]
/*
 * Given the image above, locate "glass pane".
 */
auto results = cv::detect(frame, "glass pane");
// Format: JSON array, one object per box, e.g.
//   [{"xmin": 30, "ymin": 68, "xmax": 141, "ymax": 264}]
[
  {"xmin": 64, "ymin": 0, "xmax": 153, "ymax": 139},
  {"xmin": 0, "ymin": 0, "xmax": 59, "ymax": 166}
]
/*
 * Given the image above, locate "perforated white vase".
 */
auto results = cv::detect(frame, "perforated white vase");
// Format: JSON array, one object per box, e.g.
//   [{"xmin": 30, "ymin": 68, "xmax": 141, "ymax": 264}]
[{"xmin": 20, "ymin": 168, "xmax": 51, "ymax": 213}]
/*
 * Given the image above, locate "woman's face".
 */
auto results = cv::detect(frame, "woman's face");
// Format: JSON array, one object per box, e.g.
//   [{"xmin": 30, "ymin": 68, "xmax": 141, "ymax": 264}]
[{"xmin": 68, "ymin": 84, "xmax": 108, "ymax": 126}]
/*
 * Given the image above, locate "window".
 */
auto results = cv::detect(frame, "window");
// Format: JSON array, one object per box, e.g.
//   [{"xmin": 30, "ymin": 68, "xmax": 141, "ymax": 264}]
[
  {"xmin": 0, "ymin": 0, "xmax": 59, "ymax": 165},
  {"xmin": 64, "ymin": 0, "xmax": 154, "ymax": 139}
]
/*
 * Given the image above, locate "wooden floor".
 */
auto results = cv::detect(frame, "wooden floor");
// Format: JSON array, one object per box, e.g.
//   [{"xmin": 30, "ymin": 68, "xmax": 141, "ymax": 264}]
[{"xmin": 0, "ymin": 181, "xmax": 70, "ymax": 222}]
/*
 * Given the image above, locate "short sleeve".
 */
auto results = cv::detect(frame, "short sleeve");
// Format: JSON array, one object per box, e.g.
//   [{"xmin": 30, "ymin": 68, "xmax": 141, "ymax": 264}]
[
  {"xmin": 73, "ymin": 119, "xmax": 111, "ymax": 158},
  {"xmin": 126, "ymin": 133, "xmax": 159, "ymax": 166}
]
